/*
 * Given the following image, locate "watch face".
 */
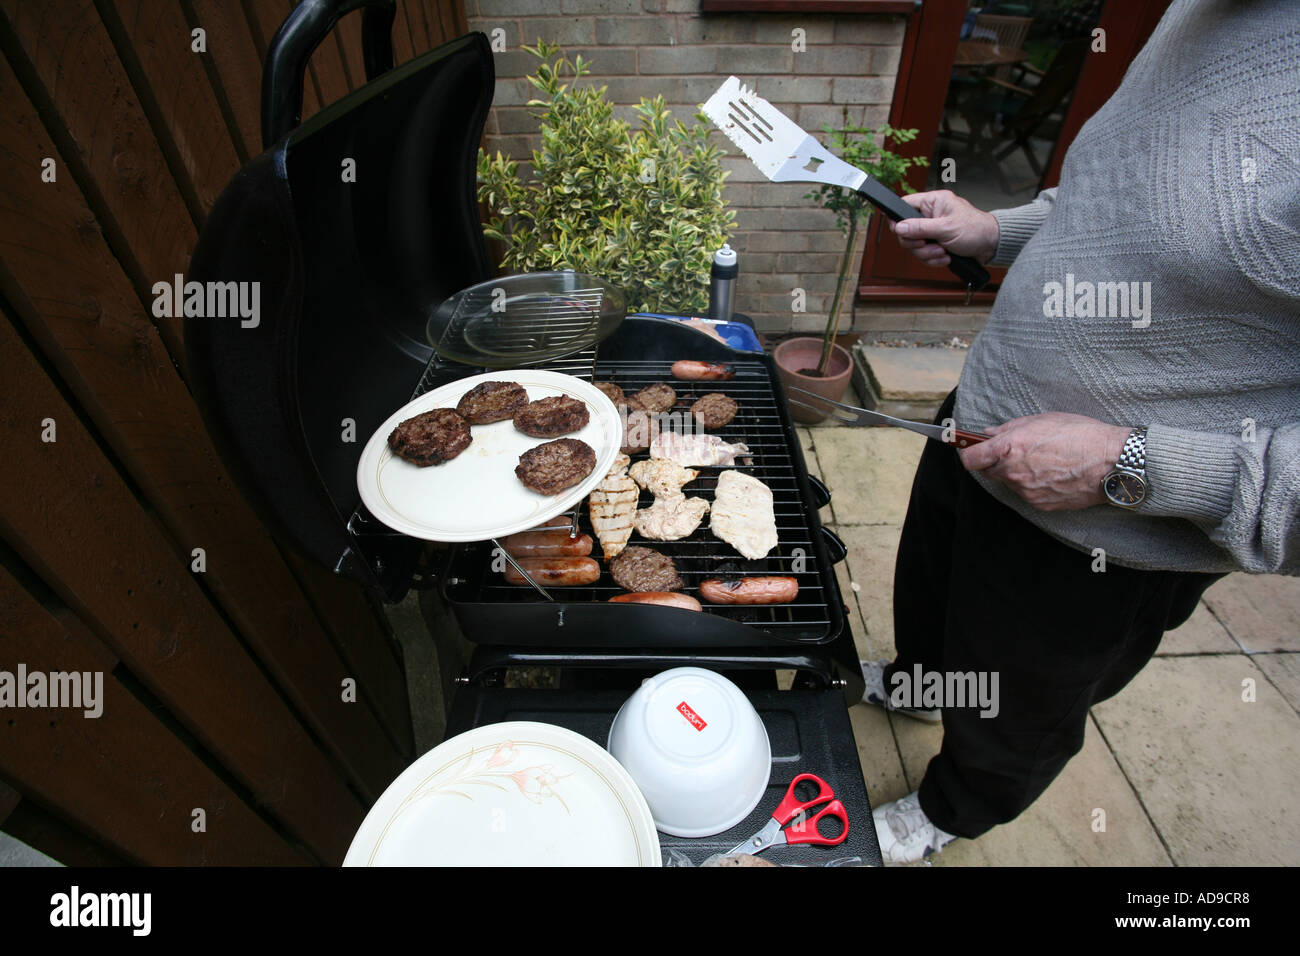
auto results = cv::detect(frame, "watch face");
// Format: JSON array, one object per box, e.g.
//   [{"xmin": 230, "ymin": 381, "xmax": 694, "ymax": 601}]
[{"xmin": 1105, "ymin": 472, "xmax": 1146, "ymax": 506}]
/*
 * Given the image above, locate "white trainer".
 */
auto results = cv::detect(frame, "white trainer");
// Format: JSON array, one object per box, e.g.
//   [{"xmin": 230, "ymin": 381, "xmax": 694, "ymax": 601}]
[
  {"xmin": 873, "ymin": 791, "xmax": 957, "ymax": 865},
  {"xmin": 859, "ymin": 660, "xmax": 941, "ymax": 723}
]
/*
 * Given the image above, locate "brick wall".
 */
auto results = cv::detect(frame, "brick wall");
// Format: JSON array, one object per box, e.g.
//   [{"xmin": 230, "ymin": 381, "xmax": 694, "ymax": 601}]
[
  {"xmin": 469, "ymin": 0, "xmax": 973, "ymax": 337},
  {"xmin": 857, "ymin": 302, "xmax": 992, "ymax": 345}
]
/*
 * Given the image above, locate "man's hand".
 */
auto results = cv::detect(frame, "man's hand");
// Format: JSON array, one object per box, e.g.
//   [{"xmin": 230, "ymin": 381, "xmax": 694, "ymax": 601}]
[
  {"xmin": 889, "ymin": 190, "xmax": 1000, "ymax": 266},
  {"xmin": 957, "ymin": 413, "xmax": 1132, "ymax": 511}
]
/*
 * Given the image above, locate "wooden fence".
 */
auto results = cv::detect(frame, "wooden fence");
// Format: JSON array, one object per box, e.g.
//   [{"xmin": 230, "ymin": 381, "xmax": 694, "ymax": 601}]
[{"xmin": 0, "ymin": 0, "xmax": 466, "ymax": 866}]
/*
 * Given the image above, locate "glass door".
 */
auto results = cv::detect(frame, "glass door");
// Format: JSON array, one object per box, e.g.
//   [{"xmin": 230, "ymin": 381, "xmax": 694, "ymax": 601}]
[{"xmin": 858, "ymin": 0, "xmax": 1172, "ymax": 301}]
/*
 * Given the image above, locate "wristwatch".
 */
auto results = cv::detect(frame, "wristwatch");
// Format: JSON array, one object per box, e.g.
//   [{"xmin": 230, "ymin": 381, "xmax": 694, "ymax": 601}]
[{"xmin": 1102, "ymin": 427, "xmax": 1148, "ymax": 509}]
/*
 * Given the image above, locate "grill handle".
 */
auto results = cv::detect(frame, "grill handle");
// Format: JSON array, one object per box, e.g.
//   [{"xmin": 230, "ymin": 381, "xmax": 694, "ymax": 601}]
[
  {"xmin": 806, "ymin": 473, "xmax": 832, "ymax": 511},
  {"xmin": 262, "ymin": 0, "xmax": 397, "ymax": 149},
  {"xmin": 821, "ymin": 526, "xmax": 847, "ymax": 565}
]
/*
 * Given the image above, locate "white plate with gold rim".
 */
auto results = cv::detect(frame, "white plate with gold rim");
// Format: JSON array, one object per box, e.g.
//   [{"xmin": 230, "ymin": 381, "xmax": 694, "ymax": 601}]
[
  {"xmin": 356, "ymin": 370, "xmax": 622, "ymax": 542},
  {"xmin": 343, "ymin": 721, "xmax": 661, "ymax": 867}
]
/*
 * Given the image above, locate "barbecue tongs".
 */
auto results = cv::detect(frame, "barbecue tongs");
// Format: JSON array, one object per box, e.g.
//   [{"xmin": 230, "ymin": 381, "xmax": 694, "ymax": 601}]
[
  {"xmin": 789, "ymin": 388, "xmax": 989, "ymax": 448},
  {"xmin": 702, "ymin": 77, "xmax": 990, "ymax": 299}
]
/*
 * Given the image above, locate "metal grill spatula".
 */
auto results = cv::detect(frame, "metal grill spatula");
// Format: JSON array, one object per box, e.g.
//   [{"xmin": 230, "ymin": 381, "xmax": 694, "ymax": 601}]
[{"xmin": 702, "ymin": 76, "xmax": 990, "ymax": 295}]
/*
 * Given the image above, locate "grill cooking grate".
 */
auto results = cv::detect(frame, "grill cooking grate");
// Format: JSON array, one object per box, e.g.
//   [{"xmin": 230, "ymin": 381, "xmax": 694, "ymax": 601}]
[
  {"xmin": 422, "ymin": 347, "xmax": 839, "ymax": 642},
  {"xmin": 433, "ymin": 287, "xmax": 606, "ymax": 365}
]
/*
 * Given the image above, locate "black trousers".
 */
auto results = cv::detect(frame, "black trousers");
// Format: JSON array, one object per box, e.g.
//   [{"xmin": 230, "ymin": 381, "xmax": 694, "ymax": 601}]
[{"xmin": 888, "ymin": 390, "xmax": 1223, "ymax": 839}]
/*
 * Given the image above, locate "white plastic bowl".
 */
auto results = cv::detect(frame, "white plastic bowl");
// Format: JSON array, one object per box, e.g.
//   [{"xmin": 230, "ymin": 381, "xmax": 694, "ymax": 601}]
[{"xmin": 607, "ymin": 667, "xmax": 771, "ymax": 838}]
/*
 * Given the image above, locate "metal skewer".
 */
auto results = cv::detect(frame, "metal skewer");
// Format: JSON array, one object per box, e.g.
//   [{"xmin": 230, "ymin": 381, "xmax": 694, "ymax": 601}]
[{"xmin": 490, "ymin": 537, "xmax": 555, "ymax": 602}]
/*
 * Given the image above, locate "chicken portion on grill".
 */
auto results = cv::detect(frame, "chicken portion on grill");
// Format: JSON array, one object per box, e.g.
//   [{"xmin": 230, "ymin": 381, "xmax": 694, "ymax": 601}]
[
  {"xmin": 710, "ymin": 470, "xmax": 778, "ymax": 560},
  {"xmin": 635, "ymin": 495, "xmax": 709, "ymax": 541},
  {"xmin": 629, "ymin": 459, "xmax": 698, "ymax": 498},
  {"xmin": 587, "ymin": 453, "xmax": 638, "ymax": 560},
  {"xmin": 629, "ymin": 458, "xmax": 708, "ymax": 541},
  {"xmin": 649, "ymin": 432, "xmax": 750, "ymax": 468}
]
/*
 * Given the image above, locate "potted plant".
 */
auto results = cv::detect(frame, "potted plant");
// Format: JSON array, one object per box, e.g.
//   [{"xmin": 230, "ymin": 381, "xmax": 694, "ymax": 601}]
[
  {"xmin": 477, "ymin": 42, "xmax": 735, "ymax": 314},
  {"xmin": 775, "ymin": 122, "xmax": 927, "ymax": 422}
]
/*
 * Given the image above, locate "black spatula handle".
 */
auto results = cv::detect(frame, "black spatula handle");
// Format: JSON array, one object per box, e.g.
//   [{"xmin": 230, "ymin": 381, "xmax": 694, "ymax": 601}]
[{"xmin": 856, "ymin": 178, "xmax": 991, "ymax": 292}]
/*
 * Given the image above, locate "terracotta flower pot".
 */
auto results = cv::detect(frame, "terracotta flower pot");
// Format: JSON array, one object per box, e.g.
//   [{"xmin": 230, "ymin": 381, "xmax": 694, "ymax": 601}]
[{"xmin": 773, "ymin": 338, "xmax": 854, "ymax": 424}]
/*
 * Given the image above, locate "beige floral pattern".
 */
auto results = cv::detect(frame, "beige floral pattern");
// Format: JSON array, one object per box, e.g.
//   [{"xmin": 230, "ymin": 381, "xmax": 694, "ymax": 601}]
[
  {"xmin": 402, "ymin": 740, "xmax": 573, "ymax": 815},
  {"xmin": 361, "ymin": 730, "xmax": 654, "ymax": 866}
]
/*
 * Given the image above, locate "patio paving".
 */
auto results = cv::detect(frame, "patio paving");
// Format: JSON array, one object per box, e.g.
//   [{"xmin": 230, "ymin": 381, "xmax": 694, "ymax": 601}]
[{"xmin": 799, "ymin": 422, "xmax": 1300, "ymax": 866}]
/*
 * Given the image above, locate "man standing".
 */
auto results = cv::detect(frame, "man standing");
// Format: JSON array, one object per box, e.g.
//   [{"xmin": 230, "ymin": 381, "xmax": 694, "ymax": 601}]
[{"xmin": 865, "ymin": 0, "xmax": 1300, "ymax": 863}]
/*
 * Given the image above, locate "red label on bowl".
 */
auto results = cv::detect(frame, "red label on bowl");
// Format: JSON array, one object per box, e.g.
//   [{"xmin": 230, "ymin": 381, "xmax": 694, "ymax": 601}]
[{"xmin": 677, "ymin": 701, "xmax": 707, "ymax": 731}]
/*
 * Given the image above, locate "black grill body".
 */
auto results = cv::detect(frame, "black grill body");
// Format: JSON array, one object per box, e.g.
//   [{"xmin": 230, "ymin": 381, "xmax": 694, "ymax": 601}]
[
  {"xmin": 185, "ymin": 32, "xmax": 494, "ymax": 593},
  {"xmin": 182, "ymin": 9, "xmax": 880, "ymax": 866}
]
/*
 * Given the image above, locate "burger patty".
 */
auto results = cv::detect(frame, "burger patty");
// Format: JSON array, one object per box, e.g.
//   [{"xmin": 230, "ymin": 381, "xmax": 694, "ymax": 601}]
[
  {"xmin": 632, "ymin": 382, "xmax": 676, "ymax": 414},
  {"xmin": 620, "ymin": 407, "xmax": 654, "ymax": 454},
  {"xmin": 691, "ymin": 392, "xmax": 738, "ymax": 429},
  {"xmin": 594, "ymin": 381, "xmax": 625, "ymax": 406},
  {"xmin": 456, "ymin": 380, "xmax": 528, "ymax": 424},
  {"xmin": 514, "ymin": 395, "xmax": 591, "ymax": 438},
  {"xmin": 387, "ymin": 408, "xmax": 471, "ymax": 466},
  {"xmin": 609, "ymin": 546, "xmax": 684, "ymax": 592},
  {"xmin": 515, "ymin": 438, "xmax": 597, "ymax": 495}
]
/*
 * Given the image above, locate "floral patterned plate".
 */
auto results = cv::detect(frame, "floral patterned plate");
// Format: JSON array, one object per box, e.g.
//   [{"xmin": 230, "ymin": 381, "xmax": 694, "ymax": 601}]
[{"xmin": 343, "ymin": 721, "xmax": 661, "ymax": 866}]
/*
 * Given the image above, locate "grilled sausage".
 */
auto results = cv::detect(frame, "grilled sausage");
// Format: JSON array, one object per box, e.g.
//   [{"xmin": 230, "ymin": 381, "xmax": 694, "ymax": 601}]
[
  {"xmin": 699, "ymin": 576, "xmax": 799, "ymax": 605},
  {"xmin": 499, "ymin": 530, "xmax": 593, "ymax": 558},
  {"xmin": 503, "ymin": 556, "xmax": 600, "ymax": 587},
  {"xmin": 671, "ymin": 360, "xmax": 735, "ymax": 381},
  {"xmin": 608, "ymin": 591, "xmax": 703, "ymax": 612}
]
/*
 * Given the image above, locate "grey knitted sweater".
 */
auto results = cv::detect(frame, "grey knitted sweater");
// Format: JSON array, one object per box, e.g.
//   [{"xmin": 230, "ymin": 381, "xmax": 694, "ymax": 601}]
[{"xmin": 956, "ymin": 0, "xmax": 1300, "ymax": 575}]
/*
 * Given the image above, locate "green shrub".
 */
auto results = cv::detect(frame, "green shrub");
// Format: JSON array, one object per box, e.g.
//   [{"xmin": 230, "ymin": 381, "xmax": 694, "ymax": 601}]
[{"xmin": 477, "ymin": 42, "xmax": 735, "ymax": 314}]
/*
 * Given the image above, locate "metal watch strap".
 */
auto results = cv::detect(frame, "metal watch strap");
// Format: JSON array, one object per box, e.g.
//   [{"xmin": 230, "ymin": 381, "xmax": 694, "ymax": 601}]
[{"xmin": 1116, "ymin": 427, "xmax": 1147, "ymax": 474}]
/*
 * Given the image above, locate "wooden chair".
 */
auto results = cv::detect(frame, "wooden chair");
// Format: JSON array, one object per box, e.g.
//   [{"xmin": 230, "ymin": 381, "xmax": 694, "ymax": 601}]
[
  {"xmin": 959, "ymin": 38, "xmax": 1090, "ymax": 193},
  {"xmin": 971, "ymin": 12, "xmax": 1033, "ymax": 53},
  {"xmin": 971, "ymin": 13, "xmax": 1033, "ymax": 81},
  {"xmin": 940, "ymin": 13, "xmax": 1033, "ymax": 153}
]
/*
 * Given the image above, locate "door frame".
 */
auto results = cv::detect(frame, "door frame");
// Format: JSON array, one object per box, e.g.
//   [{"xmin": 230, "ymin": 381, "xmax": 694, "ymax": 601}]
[{"xmin": 857, "ymin": 0, "xmax": 1172, "ymax": 302}]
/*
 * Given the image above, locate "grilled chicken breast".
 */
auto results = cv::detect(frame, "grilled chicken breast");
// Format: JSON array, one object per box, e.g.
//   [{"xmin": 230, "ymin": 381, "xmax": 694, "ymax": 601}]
[
  {"xmin": 710, "ymin": 470, "xmax": 778, "ymax": 560},
  {"xmin": 634, "ymin": 494, "xmax": 709, "ymax": 541},
  {"xmin": 588, "ymin": 453, "xmax": 638, "ymax": 560},
  {"xmin": 629, "ymin": 458, "xmax": 708, "ymax": 541},
  {"xmin": 649, "ymin": 432, "xmax": 750, "ymax": 467},
  {"xmin": 629, "ymin": 459, "xmax": 698, "ymax": 498}
]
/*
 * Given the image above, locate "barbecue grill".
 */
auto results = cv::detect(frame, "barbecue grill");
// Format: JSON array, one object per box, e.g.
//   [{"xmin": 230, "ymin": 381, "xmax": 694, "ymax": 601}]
[
  {"xmin": 429, "ymin": 317, "xmax": 851, "ymax": 649},
  {"xmin": 185, "ymin": 0, "xmax": 881, "ymax": 865}
]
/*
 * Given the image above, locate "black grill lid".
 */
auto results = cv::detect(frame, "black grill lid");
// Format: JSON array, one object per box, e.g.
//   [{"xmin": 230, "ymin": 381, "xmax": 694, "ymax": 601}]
[{"xmin": 185, "ymin": 24, "xmax": 495, "ymax": 588}]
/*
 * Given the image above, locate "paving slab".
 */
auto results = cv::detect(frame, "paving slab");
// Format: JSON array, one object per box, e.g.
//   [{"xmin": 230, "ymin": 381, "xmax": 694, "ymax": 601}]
[
  {"xmin": 1156, "ymin": 601, "xmax": 1240, "ymax": 656},
  {"xmin": 833, "ymin": 558, "xmax": 873, "ymax": 661},
  {"xmin": 390, "ymin": 590, "xmax": 449, "ymax": 755},
  {"xmin": 836, "ymin": 523, "xmax": 904, "ymax": 661},
  {"xmin": 1092, "ymin": 655, "xmax": 1300, "ymax": 866},
  {"xmin": 796, "ymin": 426, "xmax": 834, "ymax": 526},
  {"xmin": 796, "ymin": 427, "xmax": 818, "ymax": 477},
  {"xmin": 0, "ymin": 833, "xmax": 62, "ymax": 867},
  {"xmin": 889, "ymin": 708, "xmax": 944, "ymax": 793},
  {"xmin": 1201, "ymin": 573, "xmax": 1300, "ymax": 653},
  {"xmin": 849, "ymin": 703, "xmax": 910, "ymax": 813},
  {"xmin": 855, "ymin": 343, "xmax": 966, "ymax": 404},
  {"xmin": 1252, "ymin": 653, "xmax": 1300, "ymax": 715},
  {"xmin": 810, "ymin": 427, "xmax": 926, "ymax": 526},
  {"xmin": 803, "ymin": 379, "xmax": 867, "ymax": 428},
  {"xmin": 922, "ymin": 715, "xmax": 1171, "ymax": 866}
]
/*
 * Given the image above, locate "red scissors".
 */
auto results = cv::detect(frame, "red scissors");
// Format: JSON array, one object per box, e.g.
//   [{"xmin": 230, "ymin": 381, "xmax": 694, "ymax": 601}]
[{"xmin": 727, "ymin": 773, "xmax": 850, "ymax": 856}]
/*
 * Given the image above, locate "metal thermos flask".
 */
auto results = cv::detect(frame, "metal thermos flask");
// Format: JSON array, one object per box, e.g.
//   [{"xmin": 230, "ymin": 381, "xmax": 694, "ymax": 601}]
[{"xmin": 708, "ymin": 243, "xmax": 737, "ymax": 323}]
